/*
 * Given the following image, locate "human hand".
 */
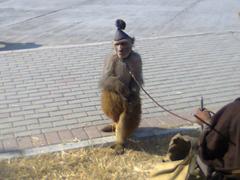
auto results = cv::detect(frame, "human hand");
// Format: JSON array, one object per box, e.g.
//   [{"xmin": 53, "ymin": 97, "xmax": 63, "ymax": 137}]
[{"xmin": 194, "ymin": 108, "xmax": 211, "ymax": 125}]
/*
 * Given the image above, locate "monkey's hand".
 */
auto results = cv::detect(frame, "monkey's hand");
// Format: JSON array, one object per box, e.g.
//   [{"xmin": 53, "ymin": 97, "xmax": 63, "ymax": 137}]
[
  {"xmin": 102, "ymin": 77, "xmax": 130, "ymax": 98},
  {"xmin": 117, "ymin": 84, "xmax": 130, "ymax": 100}
]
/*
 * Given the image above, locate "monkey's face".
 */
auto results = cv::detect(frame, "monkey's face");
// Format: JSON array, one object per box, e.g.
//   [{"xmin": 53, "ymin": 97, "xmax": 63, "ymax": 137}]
[{"xmin": 114, "ymin": 39, "xmax": 132, "ymax": 59}]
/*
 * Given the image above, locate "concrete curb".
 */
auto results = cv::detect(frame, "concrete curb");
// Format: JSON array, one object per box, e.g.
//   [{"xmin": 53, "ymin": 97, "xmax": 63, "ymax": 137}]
[
  {"xmin": 0, "ymin": 124, "xmax": 200, "ymax": 160},
  {"xmin": 0, "ymin": 30, "xmax": 239, "ymax": 54}
]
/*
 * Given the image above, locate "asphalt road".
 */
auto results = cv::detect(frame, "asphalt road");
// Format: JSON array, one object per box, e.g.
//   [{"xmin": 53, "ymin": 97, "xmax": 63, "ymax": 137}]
[{"xmin": 0, "ymin": 0, "xmax": 240, "ymax": 49}]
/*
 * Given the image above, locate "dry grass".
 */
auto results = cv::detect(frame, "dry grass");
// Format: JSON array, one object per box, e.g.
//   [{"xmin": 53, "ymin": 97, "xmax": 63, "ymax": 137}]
[{"xmin": 0, "ymin": 136, "xmax": 174, "ymax": 180}]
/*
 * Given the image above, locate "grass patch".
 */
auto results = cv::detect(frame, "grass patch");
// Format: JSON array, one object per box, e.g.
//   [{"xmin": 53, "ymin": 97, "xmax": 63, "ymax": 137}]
[{"xmin": 0, "ymin": 136, "xmax": 174, "ymax": 180}]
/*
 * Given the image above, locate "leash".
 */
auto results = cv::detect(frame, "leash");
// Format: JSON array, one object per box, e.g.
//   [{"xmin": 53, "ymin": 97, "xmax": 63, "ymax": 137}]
[
  {"xmin": 125, "ymin": 63, "xmax": 236, "ymax": 146},
  {"xmin": 126, "ymin": 63, "xmax": 194, "ymax": 124},
  {"xmin": 128, "ymin": 70, "xmax": 194, "ymax": 124}
]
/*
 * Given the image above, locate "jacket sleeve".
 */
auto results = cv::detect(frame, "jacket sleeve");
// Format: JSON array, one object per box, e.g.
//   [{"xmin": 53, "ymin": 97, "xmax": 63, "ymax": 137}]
[{"xmin": 199, "ymin": 104, "xmax": 231, "ymax": 160}]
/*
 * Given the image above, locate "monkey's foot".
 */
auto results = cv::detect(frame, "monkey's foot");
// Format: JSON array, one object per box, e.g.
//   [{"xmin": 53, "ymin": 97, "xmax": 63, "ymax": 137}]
[
  {"xmin": 111, "ymin": 143, "xmax": 125, "ymax": 155},
  {"xmin": 101, "ymin": 124, "xmax": 115, "ymax": 132}
]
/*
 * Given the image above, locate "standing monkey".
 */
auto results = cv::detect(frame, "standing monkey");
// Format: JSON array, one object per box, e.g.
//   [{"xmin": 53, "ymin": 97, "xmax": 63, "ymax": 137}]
[{"xmin": 99, "ymin": 19, "xmax": 143, "ymax": 154}]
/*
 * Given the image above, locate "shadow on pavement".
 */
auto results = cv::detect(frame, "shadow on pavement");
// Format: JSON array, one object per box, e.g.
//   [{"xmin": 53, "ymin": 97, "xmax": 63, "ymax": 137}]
[
  {"xmin": 0, "ymin": 41, "xmax": 41, "ymax": 51},
  {"xmin": 126, "ymin": 127, "xmax": 171, "ymax": 156},
  {"xmin": 126, "ymin": 127, "xmax": 200, "ymax": 155},
  {"xmin": 0, "ymin": 149, "xmax": 23, "ymax": 154}
]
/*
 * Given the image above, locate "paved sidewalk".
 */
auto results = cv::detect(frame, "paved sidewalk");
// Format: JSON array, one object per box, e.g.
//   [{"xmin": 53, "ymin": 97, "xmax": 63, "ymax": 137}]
[{"xmin": 0, "ymin": 31, "xmax": 239, "ymax": 158}]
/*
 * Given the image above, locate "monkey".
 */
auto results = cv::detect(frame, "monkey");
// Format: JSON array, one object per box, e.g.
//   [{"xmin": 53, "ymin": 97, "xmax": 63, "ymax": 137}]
[{"xmin": 99, "ymin": 19, "xmax": 143, "ymax": 154}]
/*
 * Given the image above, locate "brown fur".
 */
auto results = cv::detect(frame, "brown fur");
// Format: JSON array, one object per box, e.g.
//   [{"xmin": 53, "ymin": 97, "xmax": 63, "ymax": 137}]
[
  {"xmin": 101, "ymin": 90, "xmax": 141, "ymax": 151},
  {"xmin": 100, "ymin": 47, "xmax": 143, "ymax": 154}
]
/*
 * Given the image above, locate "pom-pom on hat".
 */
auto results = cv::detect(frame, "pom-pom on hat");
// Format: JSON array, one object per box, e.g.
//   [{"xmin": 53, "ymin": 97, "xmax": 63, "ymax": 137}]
[{"xmin": 114, "ymin": 19, "xmax": 132, "ymax": 41}]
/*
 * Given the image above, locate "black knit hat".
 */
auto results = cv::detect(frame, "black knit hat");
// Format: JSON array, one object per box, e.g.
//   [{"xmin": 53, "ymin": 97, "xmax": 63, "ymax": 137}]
[{"xmin": 114, "ymin": 19, "xmax": 132, "ymax": 41}]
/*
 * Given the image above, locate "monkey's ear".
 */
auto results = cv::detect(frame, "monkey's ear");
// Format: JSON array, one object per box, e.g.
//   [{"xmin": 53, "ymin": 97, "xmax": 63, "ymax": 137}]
[{"xmin": 115, "ymin": 19, "xmax": 126, "ymax": 30}]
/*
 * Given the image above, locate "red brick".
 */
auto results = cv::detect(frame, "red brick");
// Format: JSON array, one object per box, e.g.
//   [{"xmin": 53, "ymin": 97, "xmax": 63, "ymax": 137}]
[
  {"xmin": 16, "ymin": 136, "xmax": 33, "ymax": 149},
  {"xmin": 139, "ymin": 119, "xmax": 152, "ymax": 128},
  {"xmin": 157, "ymin": 114, "xmax": 178, "ymax": 126},
  {"xmin": 146, "ymin": 118, "xmax": 162, "ymax": 128},
  {"xmin": 58, "ymin": 129, "xmax": 73, "ymax": 143},
  {"xmin": 96, "ymin": 124, "xmax": 115, "ymax": 137},
  {"xmin": 71, "ymin": 127, "xmax": 88, "ymax": 140},
  {"xmin": 162, "ymin": 110, "xmax": 195, "ymax": 126},
  {"xmin": 44, "ymin": 131, "xmax": 61, "ymax": 145},
  {"xmin": 0, "ymin": 140, "xmax": 4, "ymax": 153},
  {"xmin": 166, "ymin": 115, "xmax": 186, "ymax": 127},
  {"xmin": 31, "ymin": 134, "xmax": 47, "ymax": 147},
  {"xmin": 84, "ymin": 126, "xmax": 101, "ymax": 139},
  {"xmin": 2, "ymin": 138, "xmax": 18, "ymax": 151},
  {"xmin": 178, "ymin": 112, "xmax": 195, "ymax": 124}
]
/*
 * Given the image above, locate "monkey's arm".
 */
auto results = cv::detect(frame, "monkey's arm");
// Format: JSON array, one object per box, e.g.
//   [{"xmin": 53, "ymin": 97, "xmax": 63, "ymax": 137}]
[
  {"xmin": 101, "ymin": 76, "xmax": 129, "ymax": 97},
  {"xmin": 129, "ymin": 53, "xmax": 143, "ymax": 94},
  {"xmin": 99, "ymin": 56, "xmax": 129, "ymax": 97}
]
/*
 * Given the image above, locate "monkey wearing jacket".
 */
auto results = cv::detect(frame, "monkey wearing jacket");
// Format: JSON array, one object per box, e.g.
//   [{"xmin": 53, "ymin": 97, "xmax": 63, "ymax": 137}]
[{"xmin": 99, "ymin": 19, "xmax": 143, "ymax": 154}]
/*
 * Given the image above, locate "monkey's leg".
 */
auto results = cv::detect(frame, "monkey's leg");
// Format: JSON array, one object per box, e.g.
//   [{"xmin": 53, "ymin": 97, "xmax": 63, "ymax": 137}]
[
  {"xmin": 116, "ymin": 112, "xmax": 130, "ymax": 145},
  {"xmin": 111, "ymin": 111, "xmax": 128, "ymax": 155},
  {"xmin": 101, "ymin": 90, "xmax": 124, "ymax": 133},
  {"xmin": 114, "ymin": 111, "xmax": 140, "ymax": 154},
  {"xmin": 113, "ymin": 98, "xmax": 141, "ymax": 155}
]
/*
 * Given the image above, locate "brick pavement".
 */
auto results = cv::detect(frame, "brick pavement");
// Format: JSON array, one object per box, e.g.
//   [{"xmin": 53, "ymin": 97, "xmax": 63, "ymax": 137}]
[{"xmin": 0, "ymin": 32, "xmax": 239, "ymax": 158}]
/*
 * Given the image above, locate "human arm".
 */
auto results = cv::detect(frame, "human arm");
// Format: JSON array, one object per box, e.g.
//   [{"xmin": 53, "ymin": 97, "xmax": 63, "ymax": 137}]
[
  {"xmin": 195, "ymin": 108, "xmax": 212, "ymax": 130},
  {"xmin": 198, "ymin": 105, "xmax": 230, "ymax": 160}
]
